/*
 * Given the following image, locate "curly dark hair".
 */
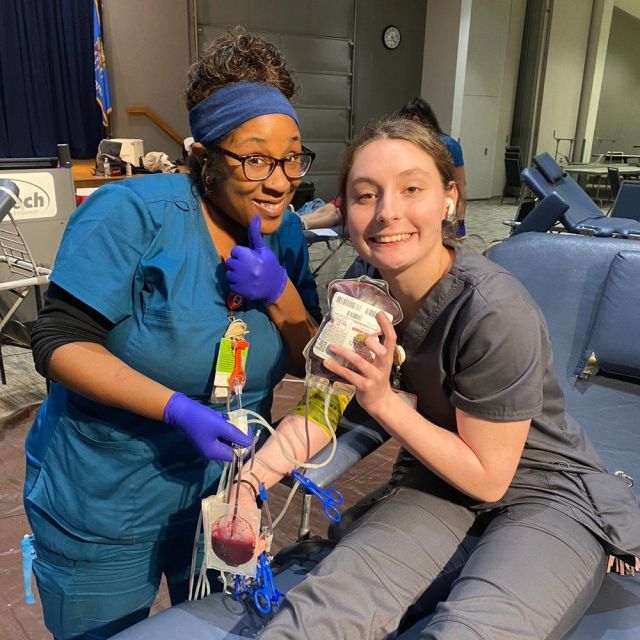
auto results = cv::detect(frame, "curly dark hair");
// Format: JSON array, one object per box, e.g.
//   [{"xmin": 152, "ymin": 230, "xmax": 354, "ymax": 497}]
[
  {"xmin": 185, "ymin": 27, "xmax": 296, "ymax": 110},
  {"xmin": 185, "ymin": 27, "xmax": 298, "ymax": 197}
]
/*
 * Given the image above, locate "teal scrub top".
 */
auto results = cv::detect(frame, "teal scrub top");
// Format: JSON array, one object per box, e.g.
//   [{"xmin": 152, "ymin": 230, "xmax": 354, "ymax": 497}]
[{"xmin": 24, "ymin": 174, "xmax": 319, "ymax": 545}]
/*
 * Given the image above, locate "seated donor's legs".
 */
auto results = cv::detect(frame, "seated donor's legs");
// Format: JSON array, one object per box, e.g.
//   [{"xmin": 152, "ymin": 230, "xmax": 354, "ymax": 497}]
[
  {"xmin": 259, "ymin": 487, "xmax": 605, "ymax": 640},
  {"xmin": 423, "ymin": 503, "xmax": 605, "ymax": 639}
]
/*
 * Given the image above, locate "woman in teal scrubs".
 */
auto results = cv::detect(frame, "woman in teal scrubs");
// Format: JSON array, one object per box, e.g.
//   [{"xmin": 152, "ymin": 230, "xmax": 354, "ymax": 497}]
[{"xmin": 24, "ymin": 28, "xmax": 319, "ymax": 640}]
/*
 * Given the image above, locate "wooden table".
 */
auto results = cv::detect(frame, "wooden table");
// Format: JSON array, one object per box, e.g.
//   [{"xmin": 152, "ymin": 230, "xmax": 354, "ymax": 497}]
[
  {"xmin": 70, "ymin": 159, "xmax": 135, "ymax": 188},
  {"xmin": 71, "ymin": 159, "xmax": 187, "ymax": 189}
]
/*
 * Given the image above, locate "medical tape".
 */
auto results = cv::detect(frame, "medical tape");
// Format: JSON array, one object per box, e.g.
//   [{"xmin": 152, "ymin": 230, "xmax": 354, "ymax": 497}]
[{"xmin": 292, "ymin": 387, "xmax": 349, "ymax": 438}]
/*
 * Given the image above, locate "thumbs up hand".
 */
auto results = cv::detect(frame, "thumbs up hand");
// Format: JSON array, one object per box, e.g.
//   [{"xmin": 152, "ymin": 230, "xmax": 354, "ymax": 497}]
[{"xmin": 225, "ymin": 216, "xmax": 288, "ymax": 304}]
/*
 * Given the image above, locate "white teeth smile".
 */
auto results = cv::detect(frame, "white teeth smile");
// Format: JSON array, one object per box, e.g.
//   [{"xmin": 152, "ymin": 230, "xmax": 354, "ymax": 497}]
[
  {"xmin": 255, "ymin": 201, "xmax": 282, "ymax": 211},
  {"xmin": 373, "ymin": 234, "xmax": 411, "ymax": 243}
]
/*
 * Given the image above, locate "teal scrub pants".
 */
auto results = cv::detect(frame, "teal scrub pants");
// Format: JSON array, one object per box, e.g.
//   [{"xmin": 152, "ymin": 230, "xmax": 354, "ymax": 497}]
[{"xmin": 32, "ymin": 531, "xmax": 207, "ymax": 640}]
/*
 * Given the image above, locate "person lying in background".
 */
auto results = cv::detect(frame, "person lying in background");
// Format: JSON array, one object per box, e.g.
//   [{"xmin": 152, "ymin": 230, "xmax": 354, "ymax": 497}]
[{"xmin": 296, "ymin": 195, "xmax": 343, "ymax": 230}]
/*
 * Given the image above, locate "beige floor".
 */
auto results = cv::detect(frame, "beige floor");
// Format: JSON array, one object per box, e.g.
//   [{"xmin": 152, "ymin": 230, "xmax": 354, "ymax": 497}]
[{"xmin": 0, "ymin": 197, "xmax": 517, "ymax": 639}]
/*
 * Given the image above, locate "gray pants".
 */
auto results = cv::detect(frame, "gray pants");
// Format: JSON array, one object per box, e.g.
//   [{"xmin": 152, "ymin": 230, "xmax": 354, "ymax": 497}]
[{"xmin": 260, "ymin": 487, "xmax": 606, "ymax": 640}]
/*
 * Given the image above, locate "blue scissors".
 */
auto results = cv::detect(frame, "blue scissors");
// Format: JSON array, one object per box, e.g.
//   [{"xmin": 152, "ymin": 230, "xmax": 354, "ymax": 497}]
[
  {"xmin": 290, "ymin": 470, "xmax": 345, "ymax": 523},
  {"xmin": 253, "ymin": 553, "xmax": 283, "ymax": 614}
]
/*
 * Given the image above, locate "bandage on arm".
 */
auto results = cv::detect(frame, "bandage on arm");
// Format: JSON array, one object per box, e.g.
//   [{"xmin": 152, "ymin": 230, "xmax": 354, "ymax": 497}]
[{"xmin": 291, "ymin": 388, "xmax": 350, "ymax": 438}]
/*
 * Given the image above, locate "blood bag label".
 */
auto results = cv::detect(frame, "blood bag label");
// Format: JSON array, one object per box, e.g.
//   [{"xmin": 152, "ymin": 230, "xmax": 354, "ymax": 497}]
[{"xmin": 313, "ymin": 292, "xmax": 393, "ymax": 368}]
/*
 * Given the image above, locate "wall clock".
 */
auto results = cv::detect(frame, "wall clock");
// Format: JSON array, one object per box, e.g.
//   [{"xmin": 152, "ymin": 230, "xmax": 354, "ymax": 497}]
[{"xmin": 382, "ymin": 25, "xmax": 401, "ymax": 50}]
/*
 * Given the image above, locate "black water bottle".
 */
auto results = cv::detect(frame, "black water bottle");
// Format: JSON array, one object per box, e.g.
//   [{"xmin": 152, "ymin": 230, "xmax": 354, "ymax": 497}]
[{"xmin": 57, "ymin": 144, "xmax": 72, "ymax": 168}]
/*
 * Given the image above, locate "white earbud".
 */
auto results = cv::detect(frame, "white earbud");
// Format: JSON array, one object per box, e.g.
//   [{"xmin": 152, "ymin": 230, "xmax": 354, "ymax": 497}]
[{"xmin": 446, "ymin": 198, "xmax": 456, "ymax": 220}]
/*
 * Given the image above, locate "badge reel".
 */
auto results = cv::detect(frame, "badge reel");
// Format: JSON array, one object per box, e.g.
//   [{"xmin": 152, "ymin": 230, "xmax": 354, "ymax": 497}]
[{"xmin": 303, "ymin": 275, "xmax": 404, "ymax": 396}]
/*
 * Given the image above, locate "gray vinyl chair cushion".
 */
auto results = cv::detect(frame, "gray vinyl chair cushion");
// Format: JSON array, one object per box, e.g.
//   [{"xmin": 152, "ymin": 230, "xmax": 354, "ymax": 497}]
[
  {"xmin": 534, "ymin": 151, "xmax": 566, "ymax": 183},
  {"xmin": 585, "ymin": 251, "xmax": 640, "ymax": 379},
  {"xmin": 512, "ymin": 191, "xmax": 569, "ymax": 235}
]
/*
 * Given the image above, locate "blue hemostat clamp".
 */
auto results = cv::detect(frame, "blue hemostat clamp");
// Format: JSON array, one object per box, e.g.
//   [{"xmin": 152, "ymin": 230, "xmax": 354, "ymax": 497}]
[
  {"xmin": 21, "ymin": 534, "xmax": 37, "ymax": 605},
  {"xmin": 290, "ymin": 470, "xmax": 345, "ymax": 523},
  {"xmin": 253, "ymin": 553, "xmax": 283, "ymax": 615},
  {"xmin": 233, "ymin": 574, "xmax": 250, "ymax": 602}
]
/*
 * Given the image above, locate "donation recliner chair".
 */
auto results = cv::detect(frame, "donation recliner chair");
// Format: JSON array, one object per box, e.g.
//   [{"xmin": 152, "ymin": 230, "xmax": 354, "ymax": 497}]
[
  {"xmin": 112, "ymin": 231, "xmax": 640, "ymax": 640},
  {"xmin": 522, "ymin": 152, "xmax": 640, "ymax": 237},
  {"xmin": 0, "ymin": 179, "xmax": 51, "ymax": 383}
]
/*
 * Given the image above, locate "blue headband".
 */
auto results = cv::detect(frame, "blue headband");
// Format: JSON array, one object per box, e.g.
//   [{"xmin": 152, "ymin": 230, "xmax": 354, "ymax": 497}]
[{"xmin": 189, "ymin": 81, "xmax": 299, "ymax": 145}]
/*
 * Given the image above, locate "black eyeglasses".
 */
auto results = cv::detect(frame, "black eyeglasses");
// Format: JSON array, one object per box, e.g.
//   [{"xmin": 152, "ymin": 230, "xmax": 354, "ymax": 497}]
[{"xmin": 216, "ymin": 145, "xmax": 315, "ymax": 181}]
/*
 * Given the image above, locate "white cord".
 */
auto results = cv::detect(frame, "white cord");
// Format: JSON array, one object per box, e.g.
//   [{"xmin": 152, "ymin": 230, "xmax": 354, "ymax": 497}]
[
  {"xmin": 192, "ymin": 389, "xmax": 340, "ymax": 590},
  {"xmin": 245, "ymin": 400, "xmax": 337, "ymax": 470},
  {"xmin": 194, "ymin": 556, "xmax": 210, "ymax": 600},
  {"xmin": 244, "ymin": 390, "xmax": 339, "ymax": 529},
  {"xmin": 271, "ymin": 479, "xmax": 301, "ymax": 529},
  {"xmin": 188, "ymin": 509, "xmax": 203, "ymax": 601}
]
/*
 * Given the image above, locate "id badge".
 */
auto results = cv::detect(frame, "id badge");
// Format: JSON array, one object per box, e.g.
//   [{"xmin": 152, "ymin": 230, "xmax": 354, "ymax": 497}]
[{"xmin": 210, "ymin": 337, "xmax": 250, "ymax": 402}]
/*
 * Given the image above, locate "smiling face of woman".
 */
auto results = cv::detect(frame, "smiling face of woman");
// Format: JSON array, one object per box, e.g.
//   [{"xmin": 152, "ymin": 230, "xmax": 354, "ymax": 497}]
[
  {"xmin": 210, "ymin": 113, "xmax": 303, "ymax": 235},
  {"xmin": 345, "ymin": 137, "xmax": 456, "ymax": 278}
]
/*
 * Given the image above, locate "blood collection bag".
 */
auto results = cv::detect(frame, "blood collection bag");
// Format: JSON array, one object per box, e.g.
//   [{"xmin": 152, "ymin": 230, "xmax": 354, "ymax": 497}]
[
  {"xmin": 202, "ymin": 495, "xmax": 261, "ymax": 577},
  {"xmin": 211, "ymin": 513, "xmax": 255, "ymax": 566},
  {"xmin": 303, "ymin": 276, "xmax": 403, "ymax": 389}
]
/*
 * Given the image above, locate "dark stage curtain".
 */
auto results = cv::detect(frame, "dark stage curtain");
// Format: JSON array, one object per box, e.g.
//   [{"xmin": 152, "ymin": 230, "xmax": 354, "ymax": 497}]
[{"xmin": 0, "ymin": 0, "xmax": 104, "ymax": 159}]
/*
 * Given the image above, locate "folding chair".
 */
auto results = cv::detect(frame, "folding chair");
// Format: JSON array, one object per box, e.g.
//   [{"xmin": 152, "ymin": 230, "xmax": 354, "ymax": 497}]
[
  {"xmin": 303, "ymin": 228, "xmax": 348, "ymax": 278},
  {"xmin": 0, "ymin": 179, "xmax": 51, "ymax": 384},
  {"xmin": 607, "ymin": 167, "xmax": 621, "ymax": 200},
  {"xmin": 500, "ymin": 152, "xmax": 522, "ymax": 203}
]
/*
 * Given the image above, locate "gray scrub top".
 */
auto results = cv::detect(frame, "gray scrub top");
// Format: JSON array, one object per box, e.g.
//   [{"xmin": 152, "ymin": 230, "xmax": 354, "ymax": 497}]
[{"xmin": 348, "ymin": 242, "xmax": 640, "ymax": 559}]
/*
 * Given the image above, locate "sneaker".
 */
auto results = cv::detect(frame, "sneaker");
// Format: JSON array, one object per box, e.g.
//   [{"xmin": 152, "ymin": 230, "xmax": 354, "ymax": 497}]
[{"xmin": 456, "ymin": 220, "xmax": 467, "ymax": 238}]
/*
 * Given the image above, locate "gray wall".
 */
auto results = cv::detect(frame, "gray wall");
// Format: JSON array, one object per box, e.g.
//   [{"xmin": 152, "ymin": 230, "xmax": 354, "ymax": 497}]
[
  {"xmin": 196, "ymin": 0, "xmax": 355, "ymax": 200},
  {"xmin": 594, "ymin": 7, "xmax": 640, "ymax": 154},
  {"xmin": 99, "ymin": 1, "xmax": 426, "ymax": 198},
  {"xmin": 102, "ymin": 0, "xmax": 191, "ymax": 161},
  {"xmin": 460, "ymin": 0, "xmax": 524, "ymax": 199},
  {"xmin": 352, "ymin": 0, "xmax": 427, "ymax": 132}
]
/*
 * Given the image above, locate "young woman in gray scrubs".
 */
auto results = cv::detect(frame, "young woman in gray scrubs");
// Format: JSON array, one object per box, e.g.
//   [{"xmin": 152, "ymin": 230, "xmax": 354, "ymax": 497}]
[{"xmin": 257, "ymin": 116, "xmax": 640, "ymax": 639}]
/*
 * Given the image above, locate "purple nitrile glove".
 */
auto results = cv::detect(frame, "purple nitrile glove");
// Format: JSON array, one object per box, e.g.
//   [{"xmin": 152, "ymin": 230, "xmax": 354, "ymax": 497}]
[
  {"xmin": 163, "ymin": 393, "xmax": 253, "ymax": 462},
  {"xmin": 225, "ymin": 215, "xmax": 288, "ymax": 304}
]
